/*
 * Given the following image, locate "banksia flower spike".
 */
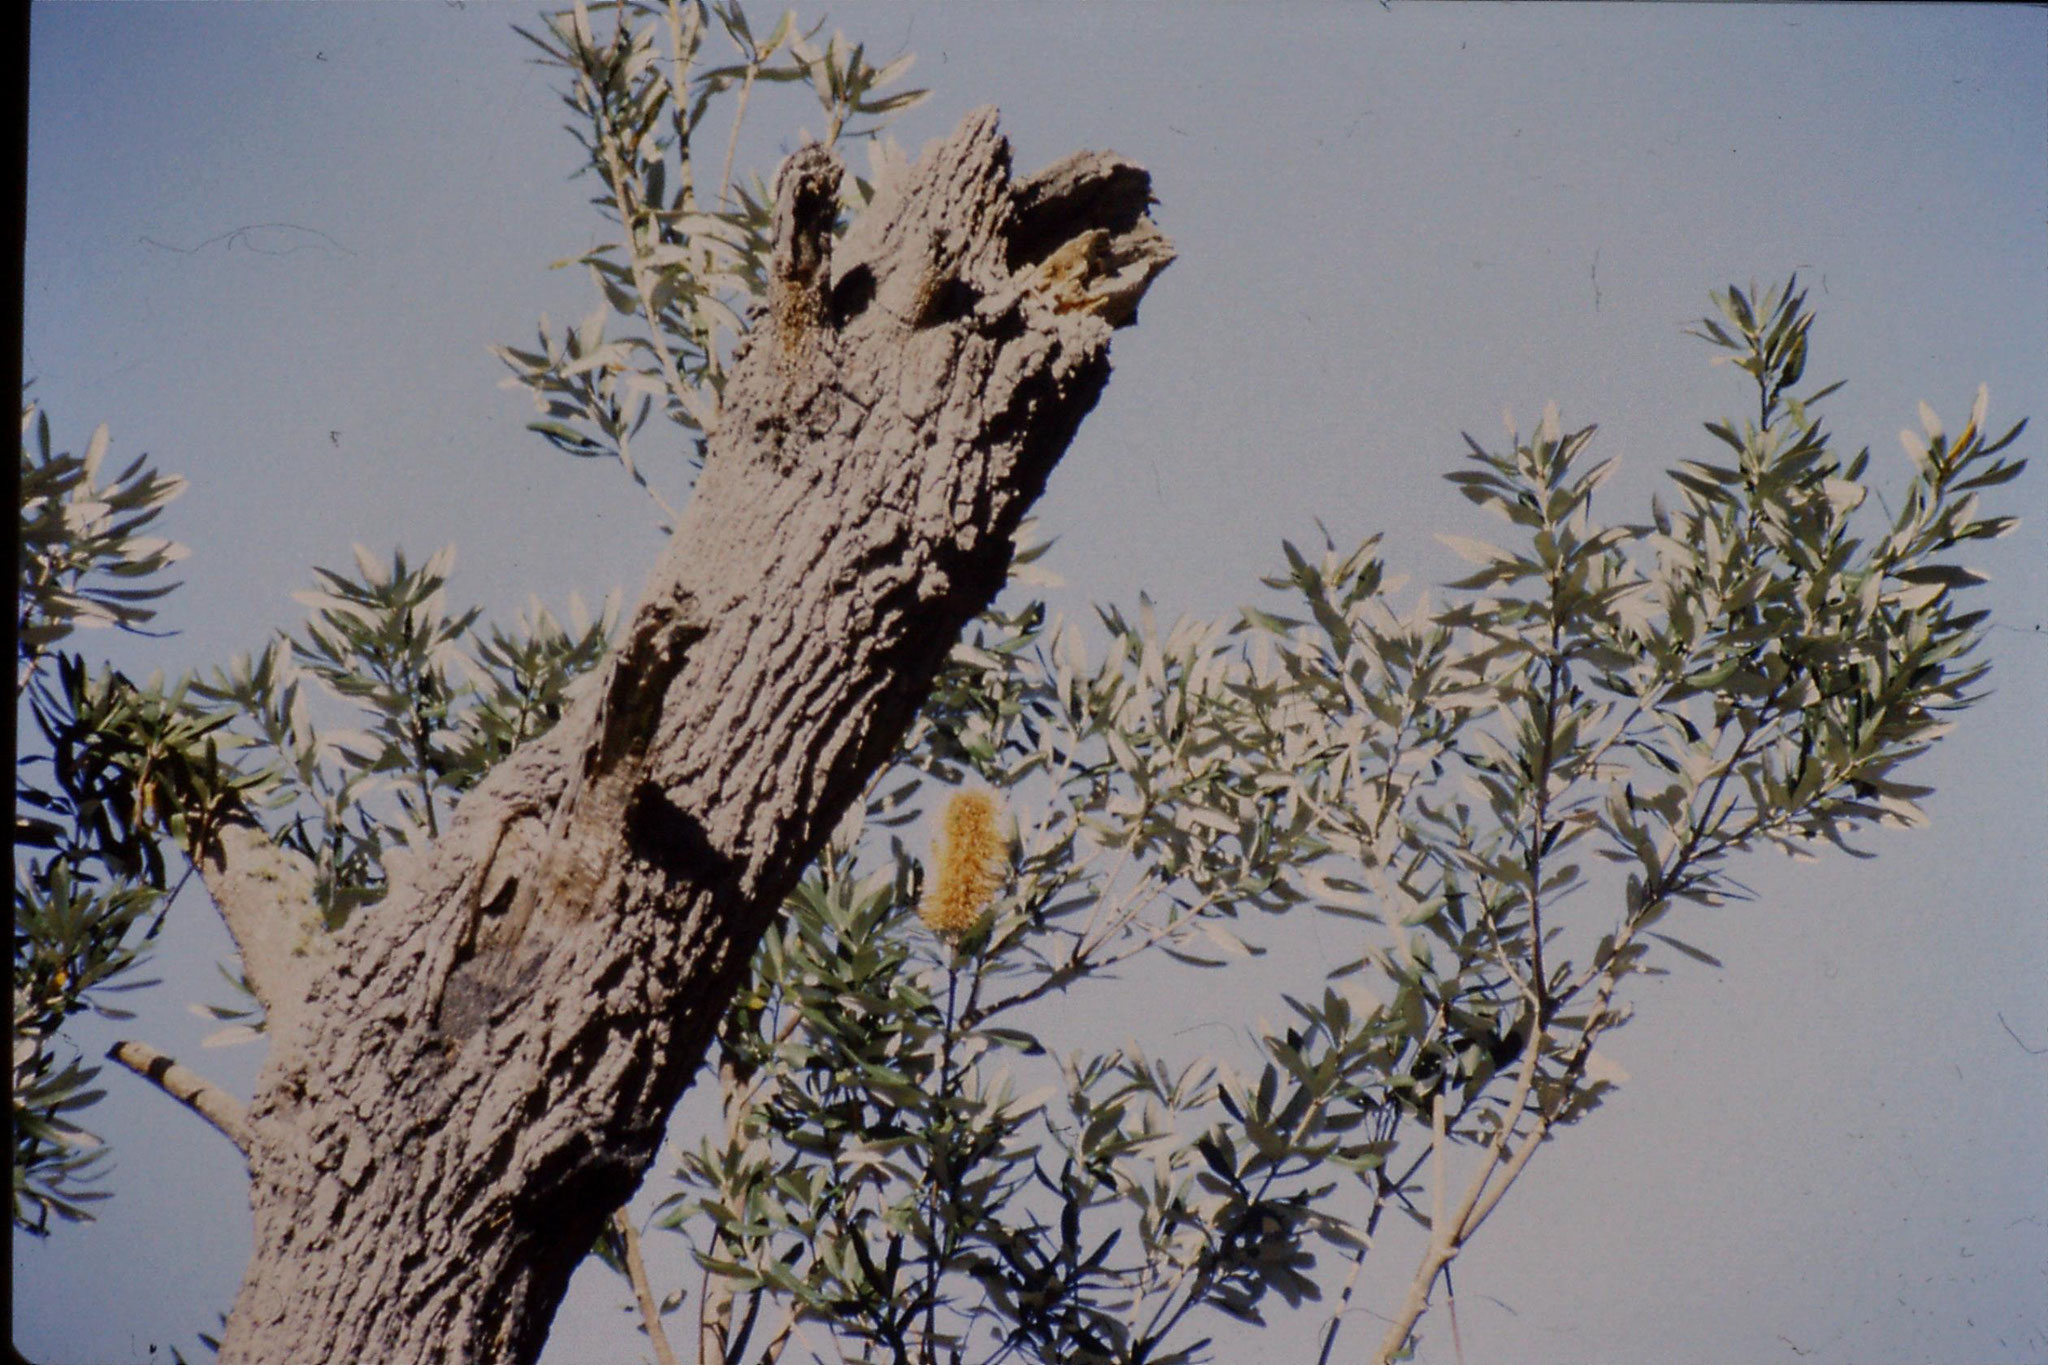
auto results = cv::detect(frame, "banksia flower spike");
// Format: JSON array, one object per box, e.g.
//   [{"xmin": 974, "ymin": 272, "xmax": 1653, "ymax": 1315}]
[{"xmin": 920, "ymin": 790, "xmax": 1005, "ymax": 939}]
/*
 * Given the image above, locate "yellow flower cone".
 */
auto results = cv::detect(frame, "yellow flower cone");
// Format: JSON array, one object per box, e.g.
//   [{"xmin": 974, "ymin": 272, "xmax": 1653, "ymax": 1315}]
[{"xmin": 920, "ymin": 790, "xmax": 1005, "ymax": 938}]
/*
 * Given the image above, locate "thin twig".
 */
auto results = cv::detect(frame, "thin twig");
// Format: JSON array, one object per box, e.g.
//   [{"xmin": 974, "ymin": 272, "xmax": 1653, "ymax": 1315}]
[
  {"xmin": 1445, "ymin": 1263, "xmax": 1468, "ymax": 1365},
  {"xmin": 614, "ymin": 1208, "xmax": 684, "ymax": 1365},
  {"xmin": 757, "ymin": 1299, "xmax": 802, "ymax": 1364},
  {"xmin": 1313, "ymin": 1140, "xmax": 1402, "ymax": 1365},
  {"xmin": 1429, "ymin": 1093, "xmax": 1448, "ymax": 1259},
  {"xmin": 716, "ymin": 60, "xmax": 761, "ymax": 213},
  {"xmin": 971, "ymin": 868, "xmax": 1235, "ymax": 1028},
  {"xmin": 1998, "ymin": 1012, "xmax": 2048, "ymax": 1056},
  {"xmin": 107, "ymin": 1039, "xmax": 250, "ymax": 1155},
  {"xmin": 662, "ymin": 0, "xmax": 705, "ymax": 206},
  {"xmin": 920, "ymin": 961, "xmax": 963, "ymax": 1363}
]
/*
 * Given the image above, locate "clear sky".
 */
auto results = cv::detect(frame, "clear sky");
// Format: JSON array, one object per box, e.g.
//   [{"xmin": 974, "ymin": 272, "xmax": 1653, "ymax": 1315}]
[{"xmin": 17, "ymin": 4, "xmax": 2046, "ymax": 1363}]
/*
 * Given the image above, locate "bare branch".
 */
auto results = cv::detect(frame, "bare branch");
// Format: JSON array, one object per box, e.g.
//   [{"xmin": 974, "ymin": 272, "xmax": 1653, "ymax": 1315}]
[
  {"xmin": 107, "ymin": 1039, "xmax": 250, "ymax": 1156},
  {"xmin": 614, "ymin": 1210, "xmax": 683, "ymax": 1365}
]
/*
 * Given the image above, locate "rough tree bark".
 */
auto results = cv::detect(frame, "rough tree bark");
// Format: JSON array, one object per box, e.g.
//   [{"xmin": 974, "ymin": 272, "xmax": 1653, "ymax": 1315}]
[{"xmin": 185, "ymin": 110, "xmax": 1171, "ymax": 1365}]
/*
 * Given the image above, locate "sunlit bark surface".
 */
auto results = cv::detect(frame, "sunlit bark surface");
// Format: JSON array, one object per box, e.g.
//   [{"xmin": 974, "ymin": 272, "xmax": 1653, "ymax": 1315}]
[{"xmin": 209, "ymin": 108, "xmax": 1172, "ymax": 1365}]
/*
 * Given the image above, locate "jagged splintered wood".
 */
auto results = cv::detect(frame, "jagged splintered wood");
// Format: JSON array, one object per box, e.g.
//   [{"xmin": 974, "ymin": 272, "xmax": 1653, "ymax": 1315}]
[{"xmin": 200, "ymin": 108, "xmax": 1172, "ymax": 1365}]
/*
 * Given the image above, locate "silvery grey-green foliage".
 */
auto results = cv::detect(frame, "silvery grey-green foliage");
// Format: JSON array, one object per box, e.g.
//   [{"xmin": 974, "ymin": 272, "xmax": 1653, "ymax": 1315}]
[
  {"xmin": 493, "ymin": 0, "xmax": 927, "ymax": 527},
  {"xmin": 12, "ymin": 392, "xmax": 625, "ymax": 1227},
  {"xmin": 17, "ymin": 401, "xmax": 188, "ymax": 681},
  {"xmin": 632, "ymin": 277, "xmax": 2025, "ymax": 1365},
  {"xmin": 479, "ymin": 8, "xmax": 2027, "ymax": 1361},
  {"xmin": 17, "ymin": 6, "xmax": 2024, "ymax": 1363},
  {"xmin": 1230, "ymin": 278, "xmax": 2022, "ymax": 1361},
  {"xmin": 663, "ymin": 589, "xmax": 1346, "ymax": 1365}
]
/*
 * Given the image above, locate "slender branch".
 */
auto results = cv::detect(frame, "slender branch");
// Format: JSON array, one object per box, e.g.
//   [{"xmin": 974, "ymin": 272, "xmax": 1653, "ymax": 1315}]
[
  {"xmin": 1132, "ymin": 1254, "xmax": 1211, "ymax": 1364},
  {"xmin": 701, "ymin": 24, "xmax": 774, "ymax": 389},
  {"xmin": 1373, "ymin": 1019, "xmax": 1548, "ymax": 1363},
  {"xmin": 757, "ymin": 1300, "xmax": 801, "ymax": 1365},
  {"xmin": 1445, "ymin": 1263, "xmax": 1468, "ymax": 1365},
  {"xmin": 1364, "ymin": 1141, "xmax": 1443, "ymax": 1254},
  {"xmin": 1477, "ymin": 901, "xmax": 1539, "ymax": 1010},
  {"xmin": 614, "ymin": 415, "xmax": 685, "ymax": 530},
  {"xmin": 1429, "ymin": 1093, "xmax": 1448, "ymax": 1261},
  {"xmin": 1548, "ymin": 673, "xmax": 1794, "ymax": 1022},
  {"xmin": 615, "ymin": 1209, "xmax": 684, "ymax": 1365},
  {"xmin": 699, "ymin": 1245, "xmax": 730, "ymax": 1365},
  {"xmin": 725, "ymin": 1283, "xmax": 766, "ymax": 1365},
  {"xmin": 1523, "ymin": 618, "xmax": 1568, "ymax": 1009},
  {"xmin": 144, "ymin": 861, "xmax": 196, "ymax": 943},
  {"xmin": 1358, "ymin": 1094, "xmax": 1460, "ymax": 1365},
  {"xmin": 1457, "ymin": 1081, "xmax": 1556, "ymax": 1241},
  {"xmin": 967, "ymin": 905, "xmax": 1178, "ymax": 1025},
  {"xmin": 108, "ymin": 1039, "xmax": 250, "ymax": 1155},
  {"xmin": 1016, "ymin": 708, "xmax": 1085, "ymax": 863},
  {"xmin": 662, "ymin": 0, "xmax": 705, "ymax": 213},
  {"xmin": 1068, "ymin": 831, "xmax": 1143, "ymax": 960},
  {"xmin": 1313, "ymin": 1147, "xmax": 1400, "ymax": 1365},
  {"xmin": 920, "ymin": 961, "xmax": 964, "ymax": 1364},
  {"xmin": 716, "ymin": 59, "xmax": 761, "ymax": 214},
  {"xmin": 720, "ymin": 1008, "xmax": 805, "ymax": 1134},
  {"xmin": 701, "ymin": 1004, "xmax": 800, "ymax": 1365},
  {"xmin": 594, "ymin": 72, "xmax": 714, "ymax": 442},
  {"xmin": 970, "ymin": 867, "xmax": 1241, "ymax": 1028},
  {"xmin": 409, "ymin": 698, "xmax": 441, "ymax": 841}
]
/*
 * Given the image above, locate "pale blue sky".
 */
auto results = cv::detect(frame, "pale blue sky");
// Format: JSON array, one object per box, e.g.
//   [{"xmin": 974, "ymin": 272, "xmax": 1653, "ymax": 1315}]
[{"xmin": 18, "ymin": 4, "xmax": 2047, "ymax": 1363}]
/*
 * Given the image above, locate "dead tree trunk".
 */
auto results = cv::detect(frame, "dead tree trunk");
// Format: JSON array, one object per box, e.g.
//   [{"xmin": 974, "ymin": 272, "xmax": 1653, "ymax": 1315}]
[{"xmin": 194, "ymin": 110, "xmax": 1171, "ymax": 1364}]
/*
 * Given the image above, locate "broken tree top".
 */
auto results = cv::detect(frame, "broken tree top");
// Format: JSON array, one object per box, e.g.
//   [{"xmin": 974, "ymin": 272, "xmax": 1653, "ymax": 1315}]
[{"xmin": 207, "ymin": 108, "xmax": 1172, "ymax": 1365}]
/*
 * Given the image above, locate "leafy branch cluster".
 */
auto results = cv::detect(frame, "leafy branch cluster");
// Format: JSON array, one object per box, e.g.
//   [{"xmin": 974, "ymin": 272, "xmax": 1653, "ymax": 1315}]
[
  {"xmin": 625, "ymin": 278, "xmax": 2023, "ymax": 1365},
  {"xmin": 172, "ymin": 553, "xmax": 619, "ymax": 1040},
  {"xmin": 661, "ymin": 581, "xmax": 1339, "ymax": 1365},
  {"xmin": 13, "ymin": 408, "xmax": 619, "ymax": 1199},
  {"xmin": 15, "ymin": 400, "xmax": 198, "ymax": 1233},
  {"xmin": 12, "ymin": 8, "xmax": 2027, "ymax": 1365},
  {"xmin": 187, "ymin": 549, "xmax": 616, "ymax": 938},
  {"xmin": 493, "ymin": 0, "xmax": 926, "ymax": 526},
  {"xmin": 1225, "ymin": 278, "xmax": 2023, "ymax": 1360}
]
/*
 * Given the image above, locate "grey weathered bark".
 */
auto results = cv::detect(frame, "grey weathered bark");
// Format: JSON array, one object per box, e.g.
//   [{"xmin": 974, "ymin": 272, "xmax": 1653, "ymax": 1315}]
[{"xmin": 198, "ymin": 109, "xmax": 1172, "ymax": 1365}]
